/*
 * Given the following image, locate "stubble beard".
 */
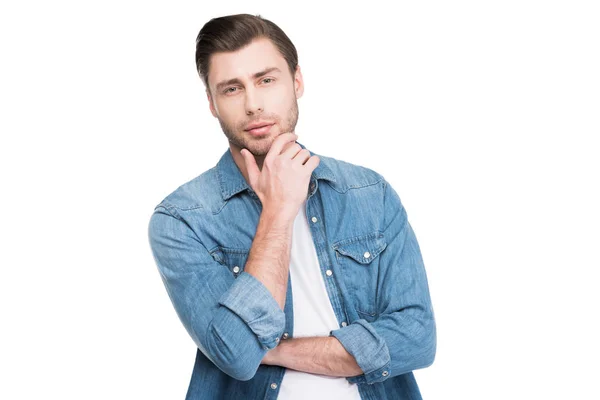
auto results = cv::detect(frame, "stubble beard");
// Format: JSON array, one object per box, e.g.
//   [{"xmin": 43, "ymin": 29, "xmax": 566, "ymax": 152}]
[{"xmin": 218, "ymin": 98, "xmax": 299, "ymax": 157}]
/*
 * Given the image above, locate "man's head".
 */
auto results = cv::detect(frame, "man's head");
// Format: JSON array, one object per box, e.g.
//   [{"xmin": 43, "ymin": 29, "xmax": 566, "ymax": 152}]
[{"xmin": 195, "ymin": 14, "xmax": 304, "ymax": 162}]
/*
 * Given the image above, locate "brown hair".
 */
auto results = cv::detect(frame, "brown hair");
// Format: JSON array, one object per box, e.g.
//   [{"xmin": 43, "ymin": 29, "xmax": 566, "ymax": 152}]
[{"xmin": 195, "ymin": 13, "xmax": 299, "ymax": 95}]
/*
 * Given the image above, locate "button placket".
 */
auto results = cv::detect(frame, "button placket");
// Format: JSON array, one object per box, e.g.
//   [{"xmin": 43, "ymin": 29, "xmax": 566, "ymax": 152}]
[{"xmin": 306, "ymin": 197, "xmax": 348, "ymax": 338}]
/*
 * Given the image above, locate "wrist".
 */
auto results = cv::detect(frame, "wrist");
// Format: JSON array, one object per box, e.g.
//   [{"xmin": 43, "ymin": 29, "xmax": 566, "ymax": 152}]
[
  {"xmin": 262, "ymin": 342, "xmax": 283, "ymax": 365},
  {"xmin": 260, "ymin": 207, "xmax": 295, "ymax": 229}
]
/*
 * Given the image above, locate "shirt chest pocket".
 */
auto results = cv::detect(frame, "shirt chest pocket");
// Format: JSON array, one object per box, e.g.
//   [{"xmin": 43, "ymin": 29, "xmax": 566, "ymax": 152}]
[
  {"xmin": 210, "ymin": 247, "xmax": 250, "ymax": 278},
  {"xmin": 333, "ymin": 232, "xmax": 387, "ymax": 321}
]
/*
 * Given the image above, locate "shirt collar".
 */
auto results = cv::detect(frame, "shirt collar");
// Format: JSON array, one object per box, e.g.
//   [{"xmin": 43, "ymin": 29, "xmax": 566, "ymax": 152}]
[{"xmin": 216, "ymin": 140, "xmax": 336, "ymax": 201}]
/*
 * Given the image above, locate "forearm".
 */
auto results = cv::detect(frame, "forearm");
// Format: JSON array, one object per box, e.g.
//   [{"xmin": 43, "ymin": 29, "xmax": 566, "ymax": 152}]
[
  {"xmin": 149, "ymin": 207, "xmax": 287, "ymax": 381},
  {"xmin": 263, "ymin": 336, "xmax": 363, "ymax": 377},
  {"xmin": 245, "ymin": 208, "xmax": 294, "ymax": 310}
]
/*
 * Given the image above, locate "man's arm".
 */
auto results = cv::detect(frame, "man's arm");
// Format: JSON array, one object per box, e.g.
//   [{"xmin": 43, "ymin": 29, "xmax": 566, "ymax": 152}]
[
  {"xmin": 328, "ymin": 178, "xmax": 437, "ymax": 385},
  {"xmin": 244, "ymin": 207, "xmax": 293, "ymax": 311},
  {"xmin": 262, "ymin": 179, "xmax": 436, "ymax": 384},
  {"xmin": 261, "ymin": 336, "xmax": 363, "ymax": 377},
  {"xmin": 148, "ymin": 203, "xmax": 294, "ymax": 381}
]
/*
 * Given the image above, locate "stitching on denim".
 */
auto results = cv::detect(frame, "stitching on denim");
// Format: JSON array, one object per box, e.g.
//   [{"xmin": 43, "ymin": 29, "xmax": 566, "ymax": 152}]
[
  {"xmin": 332, "ymin": 231, "xmax": 385, "ymax": 248},
  {"xmin": 357, "ymin": 309, "xmax": 378, "ymax": 317},
  {"xmin": 176, "ymin": 204, "xmax": 205, "ymax": 211},
  {"xmin": 219, "ymin": 247, "xmax": 250, "ymax": 255},
  {"xmin": 155, "ymin": 204, "xmax": 180, "ymax": 219},
  {"xmin": 327, "ymin": 177, "xmax": 384, "ymax": 194},
  {"xmin": 334, "ymin": 233, "xmax": 386, "ymax": 317},
  {"xmin": 157, "ymin": 201, "xmax": 204, "ymax": 213}
]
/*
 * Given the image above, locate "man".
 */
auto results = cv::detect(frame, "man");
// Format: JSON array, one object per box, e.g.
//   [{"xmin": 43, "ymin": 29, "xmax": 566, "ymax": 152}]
[{"xmin": 148, "ymin": 13, "xmax": 436, "ymax": 400}]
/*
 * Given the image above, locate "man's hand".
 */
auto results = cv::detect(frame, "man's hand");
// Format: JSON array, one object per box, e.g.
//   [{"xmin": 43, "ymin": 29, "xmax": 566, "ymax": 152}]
[{"xmin": 240, "ymin": 132, "xmax": 320, "ymax": 221}]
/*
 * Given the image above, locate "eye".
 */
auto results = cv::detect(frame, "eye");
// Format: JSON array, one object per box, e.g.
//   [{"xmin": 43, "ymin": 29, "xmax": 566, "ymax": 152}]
[
  {"xmin": 262, "ymin": 78, "xmax": 275, "ymax": 84},
  {"xmin": 223, "ymin": 87, "xmax": 237, "ymax": 94}
]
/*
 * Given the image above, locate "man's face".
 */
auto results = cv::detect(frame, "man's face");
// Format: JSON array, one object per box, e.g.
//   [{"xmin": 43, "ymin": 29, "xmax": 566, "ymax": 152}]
[{"xmin": 206, "ymin": 37, "xmax": 304, "ymax": 157}]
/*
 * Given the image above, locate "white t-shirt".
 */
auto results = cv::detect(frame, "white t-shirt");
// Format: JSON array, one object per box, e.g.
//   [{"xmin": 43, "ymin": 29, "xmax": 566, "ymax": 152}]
[{"xmin": 277, "ymin": 200, "xmax": 362, "ymax": 399}]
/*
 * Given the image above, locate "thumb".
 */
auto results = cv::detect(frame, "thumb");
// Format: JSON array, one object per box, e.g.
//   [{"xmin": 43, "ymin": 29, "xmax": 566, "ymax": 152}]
[{"xmin": 240, "ymin": 148, "xmax": 260, "ymax": 187}]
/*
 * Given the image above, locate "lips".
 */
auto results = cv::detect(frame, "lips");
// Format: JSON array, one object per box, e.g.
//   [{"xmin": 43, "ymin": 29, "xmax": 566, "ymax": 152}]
[
  {"xmin": 244, "ymin": 121, "xmax": 274, "ymax": 131},
  {"xmin": 246, "ymin": 123, "xmax": 270, "ymax": 130},
  {"xmin": 246, "ymin": 124, "xmax": 273, "ymax": 135}
]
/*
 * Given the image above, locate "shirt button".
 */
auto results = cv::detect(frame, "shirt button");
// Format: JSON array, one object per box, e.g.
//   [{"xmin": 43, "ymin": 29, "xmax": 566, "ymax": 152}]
[
  {"xmin": 326, "ymin": 269, "xmax": 333, "ymax": 276},
  {"xmin": 233, "ymin": 266, "xmax": 240, "ymax": 273},
  {"xmin": 341, "ymin": 321, "xmax": 347, "ymax": 327},
  {"xmin": 311, "ymin": 216, "xmax": 318, "ymax": 223},
  {"xmin": 263, "ymin": 345, "xmax": 269, "ymax": 350},
  {"xmin": 382, "ymin": 371, "xmax": 389, "ymax": 376},
  {"xmin": 270, "ymin": 383, "xmax": 278, "ymax": 390},
  {"xmin": 364, "ymin": 252, "xmax": 371, "ymax": 259},
  {"xmin": 275, "ymin": 337, "xmax": 280, "ymax": 343},
  {"xmin": 282, "ymin": 332, "xmax": 289, "ymax": 339}
]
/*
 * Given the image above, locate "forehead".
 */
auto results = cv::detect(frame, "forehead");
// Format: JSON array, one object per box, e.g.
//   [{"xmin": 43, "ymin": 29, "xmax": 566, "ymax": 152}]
[{"xmin": 208, "ymin": 38, "xmax": 287, "ymax": 88}]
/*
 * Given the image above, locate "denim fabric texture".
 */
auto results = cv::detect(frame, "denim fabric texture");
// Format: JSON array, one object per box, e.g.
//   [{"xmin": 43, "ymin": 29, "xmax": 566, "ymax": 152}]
[{"xmin": 148, "ymin": 141, "xmax": 436, "ymax": 399}]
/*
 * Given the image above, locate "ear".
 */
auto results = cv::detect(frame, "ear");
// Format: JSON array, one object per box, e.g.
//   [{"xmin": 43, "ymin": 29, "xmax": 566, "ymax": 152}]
[
  {"xmin": 294, "ymin": 65, "xmax": 304, "ymax": 99},
  {"xmin": 206, "ymin": 88, "xmax": 217, "ymax": 118}
]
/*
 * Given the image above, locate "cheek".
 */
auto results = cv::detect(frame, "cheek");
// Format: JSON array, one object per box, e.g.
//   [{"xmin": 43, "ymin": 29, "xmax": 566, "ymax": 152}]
[
  {"xmin": 268, "ymin": 87, "xmax": 294, "ymax": 110},
  {"xmin": 215, "ymin": 99, "xmax": 241, "ymax": 120}
]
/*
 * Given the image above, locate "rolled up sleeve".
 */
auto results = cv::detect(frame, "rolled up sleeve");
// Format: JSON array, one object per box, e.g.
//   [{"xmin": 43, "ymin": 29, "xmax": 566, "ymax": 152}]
[
  {"xmin": 329, "ymin": 319, "xmax": 392, "ymax": 384},
  {"xmin": 148, "ymin": 204, "xmax": 285, "ymax": 381},
  {"xmin": 329, "ymin": 179, "xmax": 436, "ymax": 385},
  {"xmin": 218, "ymin": 271, "xmax": 286, "ymax": 350}
]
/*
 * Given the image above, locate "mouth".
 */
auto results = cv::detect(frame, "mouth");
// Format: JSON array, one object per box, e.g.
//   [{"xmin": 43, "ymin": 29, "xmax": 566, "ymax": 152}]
[{"xmin": 245, "ymin": 123, "xmax": 274, "ymax": 136}]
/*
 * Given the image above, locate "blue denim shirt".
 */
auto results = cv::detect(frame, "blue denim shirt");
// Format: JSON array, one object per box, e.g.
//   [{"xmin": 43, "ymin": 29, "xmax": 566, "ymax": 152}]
[{"xmin": 148, "ymin": 141, "xmax": 436, "ymax": 399}]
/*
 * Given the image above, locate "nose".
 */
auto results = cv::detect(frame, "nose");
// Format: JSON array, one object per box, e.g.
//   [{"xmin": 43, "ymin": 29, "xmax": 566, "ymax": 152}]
[{"xmin": 244, "ymin": 87, "xmax": 263, "ymax": 115}]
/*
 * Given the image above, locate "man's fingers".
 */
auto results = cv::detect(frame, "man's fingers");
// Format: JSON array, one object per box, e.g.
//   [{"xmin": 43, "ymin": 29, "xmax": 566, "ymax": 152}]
[
  {"xmin": 303, "ymin": 154, "xmax": 320, "ymax": 172},
  {"xmin": 240, "ymin": 148, "xmax": 260, "ymax": 186},
  {"xmin": 265, "ymin": 132, "xmax": 298, "ymax": 160},
  {"xmin": 282, "ymin": 142, "xmax": 303, "ymax": 159}
]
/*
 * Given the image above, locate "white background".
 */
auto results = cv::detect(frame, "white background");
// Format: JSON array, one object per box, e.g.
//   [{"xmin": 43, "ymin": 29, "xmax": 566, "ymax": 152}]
[{"xmin": 1, "ymin": 1, "xmax": 599, "ymax": 399}]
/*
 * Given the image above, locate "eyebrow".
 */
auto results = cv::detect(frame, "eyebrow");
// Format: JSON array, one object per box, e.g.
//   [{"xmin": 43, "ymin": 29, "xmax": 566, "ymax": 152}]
[{"xmin": 215, "ymin": 67, "xmax": 282, "ymax": 92}]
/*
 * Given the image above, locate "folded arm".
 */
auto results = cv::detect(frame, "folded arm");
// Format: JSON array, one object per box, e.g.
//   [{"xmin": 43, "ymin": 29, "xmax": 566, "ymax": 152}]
[
  {"xmin": 148, "ymin": 205, "xmax": 288, "ymax": 381},
  {"xmin": 329, "ymin": 179, "xmax": 437, "ymax": 385},
  {"xmin": 261, "ymin": 335, "xmax": 363, "ymax": 377},
  {"xmin": 261, "ymin": 180, "xmax": 436, "ymax": 384}
]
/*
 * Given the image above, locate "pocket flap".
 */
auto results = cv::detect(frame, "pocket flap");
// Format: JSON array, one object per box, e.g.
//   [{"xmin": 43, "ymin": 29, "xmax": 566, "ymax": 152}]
[{"xmin": 333, "ymin": 233, "xmax": 387, "ymax": 264}]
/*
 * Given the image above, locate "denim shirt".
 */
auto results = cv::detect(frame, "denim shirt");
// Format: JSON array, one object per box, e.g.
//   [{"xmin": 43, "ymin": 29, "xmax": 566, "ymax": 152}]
[{"xmin": 148, "ymin": 141, "xmax": 436, "ymax": 400}]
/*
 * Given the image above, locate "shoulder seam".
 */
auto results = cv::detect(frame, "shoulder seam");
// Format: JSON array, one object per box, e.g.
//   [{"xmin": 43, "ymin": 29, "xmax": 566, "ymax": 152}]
[{"xmin": 154, "ymin": 203, "xmax": 181, "ymax": 219}]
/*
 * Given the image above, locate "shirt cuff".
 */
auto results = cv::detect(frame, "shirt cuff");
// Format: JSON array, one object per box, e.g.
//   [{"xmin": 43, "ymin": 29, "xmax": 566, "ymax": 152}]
[
  {"xmin": 218, "ymin": 271, "xmax": 286, "ymax": 350},
  {"xmin": 329, "ymin": 319, "xmax": 391, "ymax": 385}
]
